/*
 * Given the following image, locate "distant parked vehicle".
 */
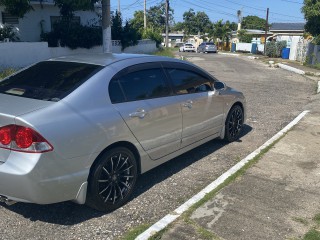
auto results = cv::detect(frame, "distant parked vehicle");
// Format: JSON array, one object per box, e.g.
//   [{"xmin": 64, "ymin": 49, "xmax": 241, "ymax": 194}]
[
  {"xmin": 179, "ymin": 43, "xmax": 196, "ymax": 52},
  {"xmin": 197, "ymin": 42, "xmax": 217, "ymax": 53}
]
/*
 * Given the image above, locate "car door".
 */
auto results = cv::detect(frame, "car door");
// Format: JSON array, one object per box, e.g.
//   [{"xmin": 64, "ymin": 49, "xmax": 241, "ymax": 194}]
[
  {"xmin": 164, "ymin": 63, "xmax": 225, "ymax": 148},
  {"xmin": 109, "ymin": 63, "xmax": 182, "ymax": 160}
]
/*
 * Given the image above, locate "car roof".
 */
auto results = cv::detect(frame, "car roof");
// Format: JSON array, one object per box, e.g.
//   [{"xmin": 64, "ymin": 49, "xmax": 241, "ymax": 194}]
[{"xmin": 48, "ymin": 53, "xmax": 167, "ymax": 67}]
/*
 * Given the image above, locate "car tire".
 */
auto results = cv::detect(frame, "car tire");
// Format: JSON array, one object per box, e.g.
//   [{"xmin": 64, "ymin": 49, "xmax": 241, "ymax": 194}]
[
  {"xmin": 224, "ymin": 105, "xmax": 244, "ymax": 142},
  {"xmin": 86, "ymin": 147, "xmax": 138, "ymax": 212}
]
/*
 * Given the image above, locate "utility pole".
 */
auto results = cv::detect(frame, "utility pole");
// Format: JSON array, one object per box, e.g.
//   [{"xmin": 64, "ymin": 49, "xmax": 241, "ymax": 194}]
[
  {"xmin": 144, "ymin": 0, "xmax": 147, "ymax": 29},
  {"xmin": 264, "ymin": 7, "xmax": 269, "ymax": 55},
  {"xmin": 165, "ymin": 0, "xmax": 169, "ymax": 48},
  {"xmin": 102, "ymin": 0, "xmax": 112, "ymax": 53},
  {"xmin": 118, "ymin": 0, "xmax": 120, "ymax": 13}
]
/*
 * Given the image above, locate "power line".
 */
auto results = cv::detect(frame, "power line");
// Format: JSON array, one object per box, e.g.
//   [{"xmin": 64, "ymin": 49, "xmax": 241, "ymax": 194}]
[{"xmin": 280, "ymin": 0, "xmax": 303, "ymax": 4}]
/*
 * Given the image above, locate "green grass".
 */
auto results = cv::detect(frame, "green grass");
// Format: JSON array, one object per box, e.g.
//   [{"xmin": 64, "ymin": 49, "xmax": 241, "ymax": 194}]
[
  {"xmin": 303, "ymin": 229, "xmax": 320, "ymax": 240},
  {"xmin": 313, "ymin": 214, "xmax": 320, "ymax": 225},
  {"xmin": 0, "ymin": 68, "xmax": 16, "ymax": 80},
  {"xmin": 120, "ymin": 224, "xmax": 151, "ymax": 240},
  {"xmin": 152, "ymin": 47, "xmax": 176, "ymax": 58},
  {"xmin": 292, "ymin": 217, "xmax": 309, "ymax": 226}
]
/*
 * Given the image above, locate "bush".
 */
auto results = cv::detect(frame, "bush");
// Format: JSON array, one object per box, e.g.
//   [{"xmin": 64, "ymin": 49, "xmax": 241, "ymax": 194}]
[
  {"xmin": 0, "ymin": 68, "xmax": 16, "ymax": 80},
  {"xmin": 312, "ymin": 35, "xmax": 320, "ymax": 45},
  {"xmin": 0, "ymin": 24, "xmax": 20, "ymax": 41},
  {"xmin": 142, "ymin": 29, "xmax": 162, "ymax": 47},
  {"xmin": 266, "ymin": 41, "xmax": 287, "ymax": 58},
  {"xmin": 41, "ymin": 21, "xmax": 102, "ymax": 49}
]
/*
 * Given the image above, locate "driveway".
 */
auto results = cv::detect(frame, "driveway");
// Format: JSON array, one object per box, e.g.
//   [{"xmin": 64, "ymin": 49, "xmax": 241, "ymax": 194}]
[{"xmin": 0, "ymin": 52, "xmax": 316, "ymax": 240}]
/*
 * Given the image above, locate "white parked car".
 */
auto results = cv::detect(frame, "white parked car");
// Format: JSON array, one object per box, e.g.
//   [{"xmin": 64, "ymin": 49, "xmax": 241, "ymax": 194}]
[{"xmin": 179, "ymin": 43, "xmax": 196, "ymax": 52}]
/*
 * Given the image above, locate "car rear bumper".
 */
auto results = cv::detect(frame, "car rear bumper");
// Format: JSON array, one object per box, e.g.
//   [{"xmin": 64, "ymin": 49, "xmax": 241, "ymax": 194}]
[{"xmin": 0, "ymin": 150, "xmax": 89, "ymax": 204}]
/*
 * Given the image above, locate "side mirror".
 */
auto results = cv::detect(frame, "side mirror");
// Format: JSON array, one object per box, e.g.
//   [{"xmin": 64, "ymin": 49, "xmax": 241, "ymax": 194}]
[{"xmin": 214, "ymin": 81, "xmax": 226, "ymax": 90}]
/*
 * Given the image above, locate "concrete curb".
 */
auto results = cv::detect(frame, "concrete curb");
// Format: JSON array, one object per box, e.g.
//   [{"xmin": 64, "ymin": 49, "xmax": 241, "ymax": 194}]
[
  {"xmin": 277, "ymin": 63, "xmax": 305, "ymax": 75},
  {"xmin": 135, "ymin": 110, "xmax": 310, "ymax": 240},
  {"xmin": 218, "ymin": 52, "xmax": 240, "ymax": 56}
]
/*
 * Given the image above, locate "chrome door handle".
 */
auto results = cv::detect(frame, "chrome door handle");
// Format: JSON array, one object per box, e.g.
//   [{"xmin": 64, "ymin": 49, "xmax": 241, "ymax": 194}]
[
  {"xmin": 129, "ymin": 109, "xmax": 147, "ymax": 118},
  {"xmin": 183, "ymin": 100, "xmax": 193, "ymax": 109}
]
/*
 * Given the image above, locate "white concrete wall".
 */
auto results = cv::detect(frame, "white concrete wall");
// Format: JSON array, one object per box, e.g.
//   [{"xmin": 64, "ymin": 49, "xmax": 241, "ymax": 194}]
[
  {"xmin": 0, "ymin": 40, "xmax": 157, "ymax": 69},
  {"xmin": 289, "ymin": 36, "xmax": 301, "ymax": 61},
  {"xmin": 236, "ymin": 43, "xmax": 252, "ymax": 52},
  {"xmin": 0, "ymin": 4, "xmax": 99, "ymax": 42}
]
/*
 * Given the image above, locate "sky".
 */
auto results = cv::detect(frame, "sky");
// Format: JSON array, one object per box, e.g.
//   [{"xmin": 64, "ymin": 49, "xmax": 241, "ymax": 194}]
[{"xmin": 115, "ymin": 0, "xmax": 305, "ymax": 24}]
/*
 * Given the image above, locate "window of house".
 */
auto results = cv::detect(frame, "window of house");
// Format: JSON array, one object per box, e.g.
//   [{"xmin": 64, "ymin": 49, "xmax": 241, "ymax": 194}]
[{"xmin": 1, "ymin": 12, "xmax": 19, "ymax": 24}]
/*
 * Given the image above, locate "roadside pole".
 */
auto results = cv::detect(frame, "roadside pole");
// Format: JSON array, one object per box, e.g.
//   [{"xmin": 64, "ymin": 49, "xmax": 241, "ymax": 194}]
[
  {"xmin": 165, "ymin": 0, "xmax": 169, "ymax": 48},
  {"xmin": 102, "ymin": 0, "xmax": 112, "ymax": 53},
  {"xmin": 264, "ymin": 8, "xmax": 269, "ymax": 55}
]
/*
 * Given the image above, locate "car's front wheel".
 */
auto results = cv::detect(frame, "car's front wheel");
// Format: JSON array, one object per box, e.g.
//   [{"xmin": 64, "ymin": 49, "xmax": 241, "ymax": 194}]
[
  {"xmin": 86, "ymin": 147, "xmax": 138, "ymax": 212},
  {"xmin": 224, "ymin": 105, "xmax": 244, "ymax": 142}
]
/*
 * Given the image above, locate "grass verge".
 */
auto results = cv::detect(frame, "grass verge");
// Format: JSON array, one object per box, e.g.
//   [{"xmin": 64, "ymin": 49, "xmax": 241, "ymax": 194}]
[
  {"xmin": 152, "ymin": 47, "xmax": 176, "ymax": 58},
  {"xmin": 0, "ymin": 68, "xmax": 16, "ymax": 80},
  {"xmin": 146, "ymin": 135, "xmax": 286, "ymax": 240},
  {"xmin": 120, "ymin": 224, "xmax": 151, "ymax": 240}
]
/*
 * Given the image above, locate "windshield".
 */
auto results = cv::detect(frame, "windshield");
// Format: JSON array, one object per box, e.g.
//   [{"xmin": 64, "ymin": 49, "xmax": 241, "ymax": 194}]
[
  {"xmin": 206, "ymin": 42, "xmax": 215, "ymax": 45},
  {"xmin": 0, "ymin": 61, "xmax": 103, "ymax": 101}
]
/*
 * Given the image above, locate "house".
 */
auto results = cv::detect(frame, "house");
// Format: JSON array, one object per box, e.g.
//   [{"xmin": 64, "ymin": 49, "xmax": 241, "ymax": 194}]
[
  {"xmin": 161, "ymin": 33, "xmax": 184, "ymax": 47},
  {"xmin": 268, "ymin": 22, "xmax": 305, "ymax": 42},
  {"xmin": 0, "ymin": 0, "xmax": 100, "ymax": 42},
  {"xmin": 231, "ymin": 29, "xmax": 273, "ymax": 44}
]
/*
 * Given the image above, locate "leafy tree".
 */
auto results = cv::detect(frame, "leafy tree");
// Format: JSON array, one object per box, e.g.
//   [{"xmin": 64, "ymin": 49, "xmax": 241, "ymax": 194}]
[
  {"xmin": 237, "ymin": 29, "xmax": 252, "ymax": 43},
  {"xmin": 213, "ymin": 20, "xmax": 232, "ymax": 42},
  {"xmin": 242, "ymin": 15, "xmax": 267, "ymax": 30},
  {"xmin": 302, "ymin": 0, "xmax": 320, "ymax": 36},
  {"xmin": 182, "ymin": 9, "xmax": 211, "ymax": 35},
  {"xmin": 0, "ymin": 0, "xmax": 33, "ymax": 18},
  {"xmin": 111, "ymin": 11, "xmax": 123, "ymax": 41},
  {"xmin": 54, "ymin": 0, "xmax": 96, "ymax": 20},
  {"xmin": 130, "ymin": 10, "xmax": 144, "ymax": 34},
  {"xmin": 0, "ymin": 0, "xmax": 97, "ymax": 19},
  {"xmin": 182, "ymin": 9, "xmax": 197, "ymax": 35},
  {"xmin": 172, "ymin": 22, "xmax": 185, "ymax": 32},
  {"xmin": 147, "ymin": 3, "xmax": 174, "ymax": 32}
]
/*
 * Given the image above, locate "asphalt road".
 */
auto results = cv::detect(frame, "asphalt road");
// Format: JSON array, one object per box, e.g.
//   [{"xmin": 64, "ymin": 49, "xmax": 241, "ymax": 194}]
[{"xmin": 0, "ymin": 52, "xmax": 316, "ymax": 240}]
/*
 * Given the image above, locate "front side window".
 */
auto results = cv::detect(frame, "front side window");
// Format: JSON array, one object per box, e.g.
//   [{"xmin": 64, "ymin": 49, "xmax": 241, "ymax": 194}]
[
  {"xmin": 0, "ymin": 61, "xmax": 102, "ymax": 101},
  {"xmin": 167, "ymin": 68, "xmax": 212, "ymax": 95},
  {"xmin": 109, "ymin": 68, "xmax": 170, "ymax": 103}
]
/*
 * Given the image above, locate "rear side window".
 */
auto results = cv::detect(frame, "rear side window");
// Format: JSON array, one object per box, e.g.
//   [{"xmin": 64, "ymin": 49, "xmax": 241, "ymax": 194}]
[
  {"xmin": 109, "ymin": 68, "xmax": 170, "ymax": 103},
  {"xmin": 0, "ymin": 61, "xmax": 102, "ymax": 101},
  {"xmin": 167, "ymin": 68, "xmax": 212, "ymax": 95}
]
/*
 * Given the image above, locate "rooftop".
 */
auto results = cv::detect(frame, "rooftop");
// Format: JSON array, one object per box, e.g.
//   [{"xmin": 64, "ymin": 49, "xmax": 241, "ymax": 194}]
[{"xmin": 270, "ymin": 23, "xmax": 305, "ymax": 31}]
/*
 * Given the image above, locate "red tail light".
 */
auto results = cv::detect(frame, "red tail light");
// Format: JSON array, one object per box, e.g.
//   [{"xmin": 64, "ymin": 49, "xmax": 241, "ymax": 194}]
[{"xmin": 0, "ymin": 125, "xmax": 53, "ymax": 153}]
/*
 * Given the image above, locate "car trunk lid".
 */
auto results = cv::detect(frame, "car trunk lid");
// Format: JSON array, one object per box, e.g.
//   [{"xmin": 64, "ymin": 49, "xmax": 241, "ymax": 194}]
[{"xmin": 0, "ymin": 94, "xmax": 53, "ymax": 163}]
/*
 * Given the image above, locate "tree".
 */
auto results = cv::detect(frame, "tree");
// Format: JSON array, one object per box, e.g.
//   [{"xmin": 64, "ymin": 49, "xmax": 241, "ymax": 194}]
[
  {"xmin": 212, "ymin": 20, "xmax": 232, "ymax": 42},
  {"xmin": 147, "ymin": 3, "xmax": 174, "ymax": 32},
  {"xmin": 0, "ymin": 0, "xmax": 33, "ymax": 18},
  {"xmin": 182, "ymin": 9, "xmax": 211, "ymax": 35},
  {"xmin": 242, "ymin": 15, "xmax": 267, "ymax": 30},
  {"xmin": 302, "ymin": 0, "xmax": 320, "ymax": 36},
  {"xmin": 54, "ymin": 0, "xmax": 96, "ymax": 20},
  {"xmin": 130, "ymin": 10, "xmax": 144, "ymax": 34},
  {"xmin": 237, "ymin": 29, "xmax": 252, "ymax": 43},
  {"xmin": 0, "ymin": 0, "xmax": 97, "ymax": 19}
]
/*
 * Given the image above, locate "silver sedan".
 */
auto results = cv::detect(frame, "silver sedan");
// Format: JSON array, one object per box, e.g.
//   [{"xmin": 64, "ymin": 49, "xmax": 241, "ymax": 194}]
[{"xmin": 0, "ymin": 53, "xmax": 245, "ymax": 211}]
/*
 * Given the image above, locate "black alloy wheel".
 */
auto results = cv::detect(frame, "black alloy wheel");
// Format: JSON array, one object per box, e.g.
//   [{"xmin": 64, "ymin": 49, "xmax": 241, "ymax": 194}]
[
  {"xmin": 224, "ymin": 105, "xmax": 244, "ymax": 142},
  {"xmin": 86, "ymin": 147, "xmax": 138, "ymax": 212}
]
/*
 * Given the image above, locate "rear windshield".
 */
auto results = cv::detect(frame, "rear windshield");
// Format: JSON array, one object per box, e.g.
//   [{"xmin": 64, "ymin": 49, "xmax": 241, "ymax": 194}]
[
  {"xmin": 0, "ymin": 61, "xmax": 103, "ymax": 101},
  {"xmin": 206, "ymin": 42, "xmax": 215, "ymax": 45}
]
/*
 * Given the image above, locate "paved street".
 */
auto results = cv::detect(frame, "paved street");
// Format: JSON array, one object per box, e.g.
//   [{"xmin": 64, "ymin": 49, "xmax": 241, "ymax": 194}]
[{"xmin": 0, "ymin": 52, "xmax": 316, "ymax": 240}]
